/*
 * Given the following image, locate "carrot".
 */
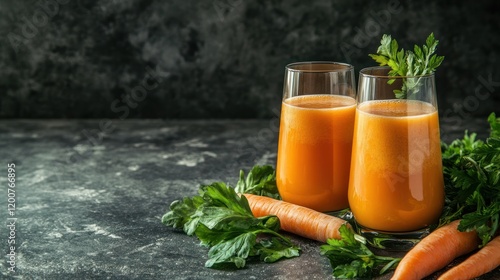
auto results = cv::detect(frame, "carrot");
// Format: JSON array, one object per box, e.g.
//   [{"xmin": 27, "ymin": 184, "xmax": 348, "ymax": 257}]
[
  {"xmin": 243, "ymin": 193, "xmax": 349, "ymax": 243},
  {"xmin": 391, "ymin": 220, "xmax": 479, "ymax": 280},
  {"xmin": 437, "ymin": 234, "xmax": 500, "ymax": 280}
]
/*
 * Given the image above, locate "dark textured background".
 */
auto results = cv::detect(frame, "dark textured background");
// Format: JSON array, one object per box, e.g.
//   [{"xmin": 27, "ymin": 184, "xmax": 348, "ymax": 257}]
[{"xmin": 1, "ymin": 0, "xmax": 499, "ymax": 119}]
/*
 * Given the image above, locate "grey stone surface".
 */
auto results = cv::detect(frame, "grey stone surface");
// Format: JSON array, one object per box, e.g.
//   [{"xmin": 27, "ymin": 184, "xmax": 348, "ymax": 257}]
[
  {"xmin": 1, "ymin": 0, "xmax": 499, "ymax": 119},
  {"xmin": 0, "ymin": 119, "xmax": 498, "ymax": 279}
]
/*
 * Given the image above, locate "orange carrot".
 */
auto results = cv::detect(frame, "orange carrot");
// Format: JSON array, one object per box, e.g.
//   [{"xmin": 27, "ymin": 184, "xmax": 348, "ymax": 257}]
[
  {"xmin": 437, "ymin": 235, "xmax": 500, "ymax": 280},
  {"xmin": 243, "ymin": 193, "xmax": 349, "ymax": 243},
  {"xmin": 391, "ymin": 220, "xmax": 479, "ymax": 280}
]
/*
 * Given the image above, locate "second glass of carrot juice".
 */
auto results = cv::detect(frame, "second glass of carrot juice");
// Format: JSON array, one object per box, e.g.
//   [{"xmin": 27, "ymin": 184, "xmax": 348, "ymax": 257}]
[
  {"xmin": 276, "ymin": 62, "xmax": 356, "ymax": 214},
  {"xmin": 348, "ymin": 66, "xmax": 445, "ymax": 250}
]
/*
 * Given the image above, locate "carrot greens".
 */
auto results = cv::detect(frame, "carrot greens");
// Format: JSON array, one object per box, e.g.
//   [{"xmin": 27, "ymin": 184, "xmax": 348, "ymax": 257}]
[
  {"xmin": 440, "ymin": 112, "xmax": 500, "ymax": 246},
  {"xmin": 320, "ymin": 225, "xmax": 401, "ymax": 278},
  {"xmin": 235, "ymin": 165, "xmax": 281, "ymax": 199},
  {"xmin": 162, "ymin": 167, "xmax": 299, "ymax": 268}
]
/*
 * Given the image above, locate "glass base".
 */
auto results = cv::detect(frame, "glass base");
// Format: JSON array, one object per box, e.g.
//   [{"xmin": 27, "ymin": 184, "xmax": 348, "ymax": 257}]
[
  {"xmin": 324, "ymin": 208, "xmax": 353, "ymax": 222},
  {"xmin": 355, "ymin": 222, "xmax": 430, "ymax": 251}
]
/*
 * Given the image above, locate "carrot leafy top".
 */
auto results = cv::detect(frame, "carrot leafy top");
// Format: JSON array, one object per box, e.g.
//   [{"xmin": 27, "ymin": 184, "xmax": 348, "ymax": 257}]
[
  {"xmin": 235, "ymin": 165, "xmax": 281, "ymax": 200},
  {"xmin": 320, "ymin": 225, "xmax": 401, "ymax": 278},
  {"xmin": 162, "ymin": 166, "xmax": 299, "ymax": 268},
  {"xmin": 440, "ymin": 113, "xmax": 500, "ymax": 246}
]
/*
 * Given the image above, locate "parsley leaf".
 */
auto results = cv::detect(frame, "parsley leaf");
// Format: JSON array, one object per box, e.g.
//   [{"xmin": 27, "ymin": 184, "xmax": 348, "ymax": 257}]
[
  {"xmin": 162, "ymin": 173, "xmax": 299, "ymax": 268},
  {"xmin": 235, "ymin": 165, "xmax": 281, "ymax": 199},
  {"xmin": 205, "ymin": 231, "xmax": 257, "ymax": 268},
  {"xmin": 162, "ymin": 195, "xmax": 205, "ymax": 235},
  {"xmin": 256, "ymin": 237, "xmax": 301, "ymax": 263},
  {"xmin": 320, "ymin": 225, "xmax": 401, "ymax": 278},
  {"xmin": 440, "ymin": 112, "xmax": 500, "ymax": 246},
  {"xmin": 369, "ymin": 33, "xmax": 444, "ymax": 98}
]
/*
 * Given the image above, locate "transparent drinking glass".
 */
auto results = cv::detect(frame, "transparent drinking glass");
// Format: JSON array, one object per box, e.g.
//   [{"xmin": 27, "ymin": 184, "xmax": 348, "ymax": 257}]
[
  {"xmin": 276, "ymin": 61, "xmax": 356, "ymax": 215},
  {"xmin": 348, "ymin": 66, "xmax": 445, "ymax": 250}
]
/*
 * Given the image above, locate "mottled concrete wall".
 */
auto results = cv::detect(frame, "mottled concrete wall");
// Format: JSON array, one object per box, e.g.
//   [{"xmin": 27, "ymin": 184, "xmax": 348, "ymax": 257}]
[{"xmin": 1, "ymin": 0, "xmax": 499, "ymax": 119}]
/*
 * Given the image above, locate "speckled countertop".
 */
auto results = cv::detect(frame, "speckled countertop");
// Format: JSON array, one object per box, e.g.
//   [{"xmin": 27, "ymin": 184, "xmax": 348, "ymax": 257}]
[{"xmin": 0, "ymin": 119, "xmax": 497, "ymax": 279}]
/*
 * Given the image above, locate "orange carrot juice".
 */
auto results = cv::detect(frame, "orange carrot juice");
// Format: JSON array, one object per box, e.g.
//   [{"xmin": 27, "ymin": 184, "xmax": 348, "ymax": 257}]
[
  {"xmin": 348, "ymin": 100, "xmax": 444, "ymax": 232},
  {"xmin": 276, "ymin": 94, "xmax": 356, "ymax": 212}
]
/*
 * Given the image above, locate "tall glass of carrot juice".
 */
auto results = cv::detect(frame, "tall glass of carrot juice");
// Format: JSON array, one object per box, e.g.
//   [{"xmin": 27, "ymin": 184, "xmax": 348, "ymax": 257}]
[
  {"xmin": 348, "ymin": 66, "xmax": 444, "ymax": 250},
  {"xmin": 276, "ymin": 62, "xmax": 356, "ymax": 214}
]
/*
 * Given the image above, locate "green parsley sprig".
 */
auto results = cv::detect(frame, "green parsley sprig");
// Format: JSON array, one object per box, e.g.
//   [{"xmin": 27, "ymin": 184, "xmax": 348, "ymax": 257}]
[
  {"xmin": 440, "ymin": 112, "xmax": 500, "ymax": 246},
  {"xmin": 162, "ymin": 166, "xmax": 298, "ymax": 268},
  {"xmin": 369, "ymin": 33, "xmax": 445, "ymax": 98},
  {"xmin": 320, "ymin": 225, "xmax": 401, "ymax": 278},
  {"xmin": 235, "ymin": 165, "xmax": 281, "ymax": 200}
]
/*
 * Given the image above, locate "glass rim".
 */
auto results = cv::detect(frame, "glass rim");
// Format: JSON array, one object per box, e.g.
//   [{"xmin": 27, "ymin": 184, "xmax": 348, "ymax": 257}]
[
  {"xmin": 285, "ymin": 61, "xmax": 354, "ymax": 73},
  {"xmin": 360, "ymin": 66, "xmax": 435, "ymax": 79}
]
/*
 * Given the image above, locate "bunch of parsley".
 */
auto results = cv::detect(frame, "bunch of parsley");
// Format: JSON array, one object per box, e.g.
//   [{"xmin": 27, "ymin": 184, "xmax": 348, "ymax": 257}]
[
  {"xmin": 320, "ymin": 225, "xmax": 401, "ymax": 279},
  {"xmin": 440, "ymin": 112, "xmax": 500, "ymax": 246},
  {"xmin": 235, "ymin": 165, "xmax": 281, "ymax": 200},
  {"xmin": 162, "ymin": 166, "xmax": 298, "ymax": 268},
  {"xmin": 369, "ymin": 33, "xmax": 444, "ymax": 98}
]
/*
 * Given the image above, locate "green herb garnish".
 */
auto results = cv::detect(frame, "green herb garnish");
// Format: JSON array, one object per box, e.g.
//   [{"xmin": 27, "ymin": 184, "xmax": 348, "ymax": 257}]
[
  {"xmin": 440, "ymin": 112, "xmax": 500, "ymax": 246},
  {"xmin": 162, "ymin": 166, "xmax": 299, "ymax": 268},
  {"xmin": 235, "ymin": 165, "xmax": 281, "ymax": 200},
  {"xmin": 320, "ymin": 225, "xmax": 401, "ymax": 278},
  {"xmin": 369, "ymin": 33, "xmax": 445, "ymax": 98}
]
